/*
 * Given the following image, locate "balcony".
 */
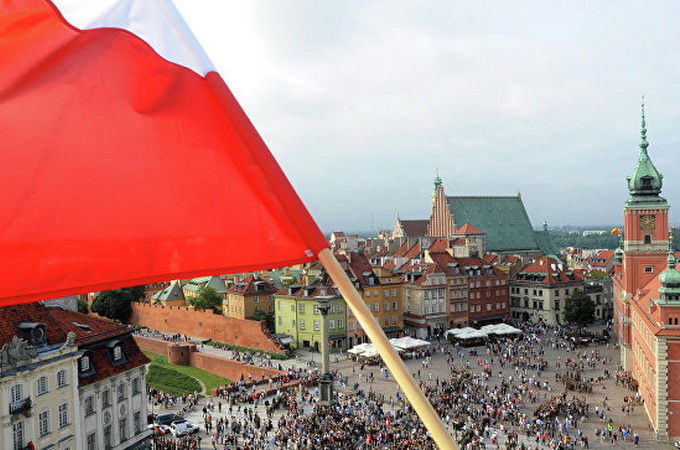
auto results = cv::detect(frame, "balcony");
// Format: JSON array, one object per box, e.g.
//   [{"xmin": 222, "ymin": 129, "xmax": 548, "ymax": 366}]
[{"xmin": 10, "ymin": 397, "xmax": 32, "ymax": 417}]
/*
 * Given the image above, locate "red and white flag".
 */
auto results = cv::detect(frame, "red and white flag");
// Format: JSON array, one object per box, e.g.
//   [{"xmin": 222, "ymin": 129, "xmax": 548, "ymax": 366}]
[{"xmin": 0, "ymin": 0, "xmax": 329, "ymax": 305}]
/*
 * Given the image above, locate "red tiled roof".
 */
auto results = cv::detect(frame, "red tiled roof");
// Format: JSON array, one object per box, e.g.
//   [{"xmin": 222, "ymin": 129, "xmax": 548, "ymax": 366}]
[
  {"xmin": 404, "ymin": 242, "xmax": 422, "ymax": 259},
  {"xmin": 0, "ymin": 303, "xmax": 149, "ymax": 386},
  {"xmin": 426, "ymin": 238, "xmax": 449, "ymax": 253},
  {"xmin": 0, "ymin": 302, "xmax": 68, "ymax": 346},
  {"xmin": 456, "ymin": 223, "xmax": 484, "ymax": 235},
  {"xmin": 228, "ymin": 274, "xmax": 277, "ymax": 295},
  {"xmin": 79, "ymin": 333, "xmax": 150, "ymax": 386}
]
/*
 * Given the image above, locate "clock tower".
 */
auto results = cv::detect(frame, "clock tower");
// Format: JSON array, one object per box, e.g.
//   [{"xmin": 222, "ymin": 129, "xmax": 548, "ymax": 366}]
[{"xmin": 622, "ymin": 102, "xmax": 670, "ymax": 292}]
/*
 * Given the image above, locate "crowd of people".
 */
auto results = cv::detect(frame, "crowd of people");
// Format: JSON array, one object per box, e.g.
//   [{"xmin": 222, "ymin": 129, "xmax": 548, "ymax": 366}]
[{"xmin": 144, "ymin": 319, "xmax": 656, "ymax": 449}]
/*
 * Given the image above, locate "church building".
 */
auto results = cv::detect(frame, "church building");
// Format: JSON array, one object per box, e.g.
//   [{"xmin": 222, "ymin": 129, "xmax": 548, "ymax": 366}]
[
  {"xmin": 395, "ymin": 172, "xmax": 557, "ymax": 256},
  {"xmin": 613, "ymin": 103, "xmax": 680, "ymax": 439}
]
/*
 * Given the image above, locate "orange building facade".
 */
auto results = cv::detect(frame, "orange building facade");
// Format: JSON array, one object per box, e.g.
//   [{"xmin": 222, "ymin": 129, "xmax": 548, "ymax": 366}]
[{"xmin": 613, "ymin": 105, "xmax": 680, "ymax": 439}]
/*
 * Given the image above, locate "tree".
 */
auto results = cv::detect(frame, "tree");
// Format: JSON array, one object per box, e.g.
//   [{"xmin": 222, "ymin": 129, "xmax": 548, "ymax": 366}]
[
  {"xmin": 187, "ymin": 286, "xmax": 222, "ymax": 313},
  {"xmin": 77, "ymin": 299, "xmax": 89, "ymax": 314},
  {"xmin": 253, "ymin": 309, "xmax": 275, "ymax": 332},
  {"xmin": 562, "ymin": 288, "xmax": 595, "ymax": 328},
  {"xmin": 91, "ymin": 288, "xmax": 134, "ymax": 322}
]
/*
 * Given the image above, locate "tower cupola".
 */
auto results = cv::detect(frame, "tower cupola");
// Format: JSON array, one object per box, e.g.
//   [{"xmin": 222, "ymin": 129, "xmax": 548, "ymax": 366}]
[
  {"xmin": 626, "ymin": 100, "xmax": 666, "ymax": 206},
  {"xmin": 659, "ymin": 244, "xmax": 680, "ymax": 301}
]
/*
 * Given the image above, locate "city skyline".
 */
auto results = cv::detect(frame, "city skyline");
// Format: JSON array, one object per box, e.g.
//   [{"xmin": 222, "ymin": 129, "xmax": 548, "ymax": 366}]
[{"xmin": 175, "ymin": 1, "xmax": 680, "ymax": 232}]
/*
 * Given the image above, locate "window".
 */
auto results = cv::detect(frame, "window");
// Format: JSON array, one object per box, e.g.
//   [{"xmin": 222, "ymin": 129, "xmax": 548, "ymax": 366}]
[
  {"xmin": 87, "ymin": 433, "xmax": 96, "ymax": 450},
  {"xmin": 314, "ymin": 305, "xmax": 319, "ymax": 315},
  {"xmin": 119, "ymin": 418, "xmax": 127, "ymax": 442},
  {"xmin": 384, "ymin": 302, "xmax": 389, "ymax": 311},
  {"xmin": 117, "ymin": 383, "xmax": 126, "ymax": 401},
  {"xmin": 337, "ymin": 318, "xmax": 344, "ymax": 329},
  {"xmin": 290, "ymin": 305, "xmax": 295, "ymax": 312},
  {"xmin": 299, "ymin": 319, "xmax": 306, "ymax": 330},
  {"xmin": 391, "ymin": 289, "xmax": 397, "ymax": 296},
  {"xmin": 290, "ymin": 319, "xmax": 296, "ymax": 327},
  {"xmin": 299, "ymin": 304, "xmax": 305, "ymax": 314},
  {"xmin": 644, "ymin": 234, "xmax": 652, "ymax": 244},
  {"xmin": 12, "ymin": 421, "xmax": 23, "ymax": 450},
  {"xmin": 11, "ymin": 384, "xmax": 22, "ymax": 406},
  {"xmin": 348, "ymin": 322, "xmax": 355, "ymax": 331},
  {"xmin": 253, "ymin": 296, "xmax": 259, "ymax": 303},
  {"xmin": 104, "ymin": 425, "xmax": 112, "ymax": 450},
  {"xmin": 392, "ymin": 301, "xmax": 398, "ymax": 310},
  {"xmin": 373, "ymin": 303, "xmax": 379, "ymax": 312},
  {"xmin": 58, "ymin": 403, "xmax": 69, "ymax": 428},
  {"xmin": 81, "ymin": 355, "xmax": 91, "ymax": 371},
  {"xmin": 37, "ymin": 376, "xmax": 48, "ymax": 395},
  {"xmin": 366, "ymin": 291, "xmax": 371, "ymax": 298},
  {"xmin": 384, "ymin": 316, "xmax": 390, "ymax": 325},
  {"xmin": 314, "ymin": 320, "xmax": 320, "ymax": 331},
  {"xmin": 39, "ymin": 410, "xmax": 50, "ymax": 436},
  {"xmin": 85, "ymin": 396, "xmax": 95, "ymax": 415},
  {"xmin": 113, "ymin": 346, "xmax": 122, "ymax": 361},
  {"xmin": 278, "ymin": 301, "xmax": 281, "ymax": 311},
  {"xmin": 132, "ymin": 378, "xmax": 140, "ymax": 395},
  {"xmin": 384, "ymin": 290, "xmax": 389, "ymax": 298},
  {"xmin": 102, "ymin": 389, "xmax": 111, "ymax": 407},
  {"xmin": 392, "ymin": 315, "xmax": 398, "ymax": 325},
  {"xmin": 277, "ymin": 316, "xmax": 282, "ymax": 325},
  {"xmin": 645, "ymin": 267, "xmax": 653, "ymax": 273},
  {"xmin": 134, "ymin": 411, "xmax": 141, "ymax": 434},
  {"xmin": 329, "ymin": 320, "xmax": 335, "ymax": 330},
  {"xmin": 268, "ymin": 305, "xmax": 274, "ymax": 313},
  {"xmin": 486, "ymin": 304, "xmax": 492, "ymax": 311},
  {"xmin": 57, "ymin": 369, "xmax": 67, "ymax": 387}
]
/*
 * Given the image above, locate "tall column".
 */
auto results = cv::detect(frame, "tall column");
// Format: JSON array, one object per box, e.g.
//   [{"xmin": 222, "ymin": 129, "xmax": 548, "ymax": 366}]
[{"xmin": 317, "ymin": 297, "xmax": 333, "ymax": 406}]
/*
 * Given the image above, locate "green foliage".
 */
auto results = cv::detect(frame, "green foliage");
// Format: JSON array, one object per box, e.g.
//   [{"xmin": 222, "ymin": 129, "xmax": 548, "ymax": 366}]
[
  {"xmin": 77, "ymin": 299, "xmax": 89, "ymax": 314},
  {"xmin": 143, "ymin": 351, "xmax": 230, "ymax": 394},
  {"xmin": 90, "ymin": 289, "xmax": 134, "ymax": 322},
  {"xmin": 562, "ymin": 288, "xmax": 596, "ymax": 327},
  {"xmin": 187, "ymin": 286, "xmax": 222, "ymax": 313},
  {"xmin": 253, "ymin": 309, "xmax": 275, "ymax": 332},
  {"xmin": 586, "ymin": 271, "xmax": 607, "ymax": 280},
  {"xmin": 146, "ymin": 365, "xmax": 201, "ymax": 396}
]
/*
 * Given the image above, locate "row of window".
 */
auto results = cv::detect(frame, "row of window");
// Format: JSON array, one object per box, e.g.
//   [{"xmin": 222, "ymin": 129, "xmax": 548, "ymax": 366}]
[
  {"xmin": 86, "ymin": 411, "xmax": 142, "ymax": 450},
  {"xmin": 510, "ymin": 287, "xmax": 571, "ymax": 297},
  {"xmin": 13, "ymin": 369, "xmax": 68, "ymax": 405},
  {"xmin": 365, "ymin": 288, "xmax": 398, "ymax": 298},
  {"xmin": 469, "ymin": 302, "xmax": 507, "ymax": 313},
  {"xmin": 37, "ymin": 403, "xmax": 70, "ymax": 437}
]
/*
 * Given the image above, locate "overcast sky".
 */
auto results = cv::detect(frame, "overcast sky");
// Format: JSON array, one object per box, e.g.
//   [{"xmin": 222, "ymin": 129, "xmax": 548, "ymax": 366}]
[{"xmin": 174, "ymin": 1, "xmax": 680, "ymax": 234}]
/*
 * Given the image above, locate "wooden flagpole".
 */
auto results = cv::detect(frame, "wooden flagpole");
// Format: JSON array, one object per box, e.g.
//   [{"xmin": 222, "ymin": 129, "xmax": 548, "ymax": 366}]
[{"xmin": 318, "ymin": 248, "xmax": 457, "ymax": 449}]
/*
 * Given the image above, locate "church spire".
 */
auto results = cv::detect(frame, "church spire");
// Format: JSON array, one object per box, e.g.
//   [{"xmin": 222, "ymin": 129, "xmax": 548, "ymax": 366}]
[
  {"xmin": 640, "ymin": 96, "xmax": 649, "ymax": 152},
  {"xmin": 626, "ymin": 98, "xmax": 666, "ymax": 205}
]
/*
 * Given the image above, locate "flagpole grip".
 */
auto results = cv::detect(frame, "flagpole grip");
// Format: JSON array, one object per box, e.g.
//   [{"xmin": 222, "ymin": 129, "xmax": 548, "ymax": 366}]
[{"xmin": 318, "ymin": 248, "xmax": 456, "ymax": 450}]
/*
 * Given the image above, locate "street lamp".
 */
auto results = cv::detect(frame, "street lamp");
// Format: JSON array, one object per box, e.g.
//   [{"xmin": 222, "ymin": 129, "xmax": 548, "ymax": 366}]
[{"xmin": 317, "ymin": 295, "xmax": 334, "ymax": 406}]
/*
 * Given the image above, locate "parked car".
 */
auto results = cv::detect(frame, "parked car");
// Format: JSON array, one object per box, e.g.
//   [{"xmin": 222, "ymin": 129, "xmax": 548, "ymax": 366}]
[
  {"xmin": 170, "ymin": 421, "xmax": 199, "ymax": 436},
  {"xmin": 154, "ymin": 413, "xmax": 184, "ymax": 426},
  {"xmin": 147, "ymin": 424, "xmax": 171, "ymax": 436}
]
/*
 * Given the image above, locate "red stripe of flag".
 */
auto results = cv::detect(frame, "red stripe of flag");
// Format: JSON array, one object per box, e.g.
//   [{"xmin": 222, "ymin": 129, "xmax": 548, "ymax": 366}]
[{"xmin": 0, "ymin": 0, "xmax": 328, "ymax": 305}]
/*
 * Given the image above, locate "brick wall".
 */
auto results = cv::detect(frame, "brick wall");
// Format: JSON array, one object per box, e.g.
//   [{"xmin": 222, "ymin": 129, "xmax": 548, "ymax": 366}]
[
  {"xmin": 129, "ymin": 303, "xmax": 284, "ymax": 354},
  {"xmin": 134, "ymin": 336, "xmax": 283, "ymax": 388},
  {"xmin": 189, "ymin": 352, "xmax": 281, "ymax": 382}
]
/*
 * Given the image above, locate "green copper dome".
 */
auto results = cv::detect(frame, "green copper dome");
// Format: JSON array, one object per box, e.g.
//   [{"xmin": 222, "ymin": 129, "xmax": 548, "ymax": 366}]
[
  {"xmin": 660, "ymin": 250, "xmax": 680, "ymax": 287},
  {"xmin": 626, "ymin": 101, "xmax": 666, "ymax": 206}
]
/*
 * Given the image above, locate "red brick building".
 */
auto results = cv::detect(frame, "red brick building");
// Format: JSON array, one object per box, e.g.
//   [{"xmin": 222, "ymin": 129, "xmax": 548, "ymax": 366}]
[{"xmin": 613, "ymin": 105, "xmax": 680, "ymax": 439}]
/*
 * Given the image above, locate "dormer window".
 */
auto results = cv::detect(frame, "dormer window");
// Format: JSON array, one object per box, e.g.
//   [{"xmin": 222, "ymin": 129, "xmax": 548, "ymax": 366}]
[
  {"xmin": 79, "ymin": 351, "xmax": 95, "ymax": 377},
  {"xmin": 17, "ymin": 321, "xmax": 47, "ymax": 345},
  {"xmin": 106, "ymin": 340, "xmax": 126, "ymax": 365},
  {"xmin": 81, "ymin": 355, "xmax": 90, "ymax": 372}
]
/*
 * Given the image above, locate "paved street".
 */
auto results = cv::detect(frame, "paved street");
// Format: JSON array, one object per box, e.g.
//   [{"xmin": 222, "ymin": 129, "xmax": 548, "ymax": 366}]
[{"xmin": 148, "ymin": 327, "xmax": 677, "ymax": 449}]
